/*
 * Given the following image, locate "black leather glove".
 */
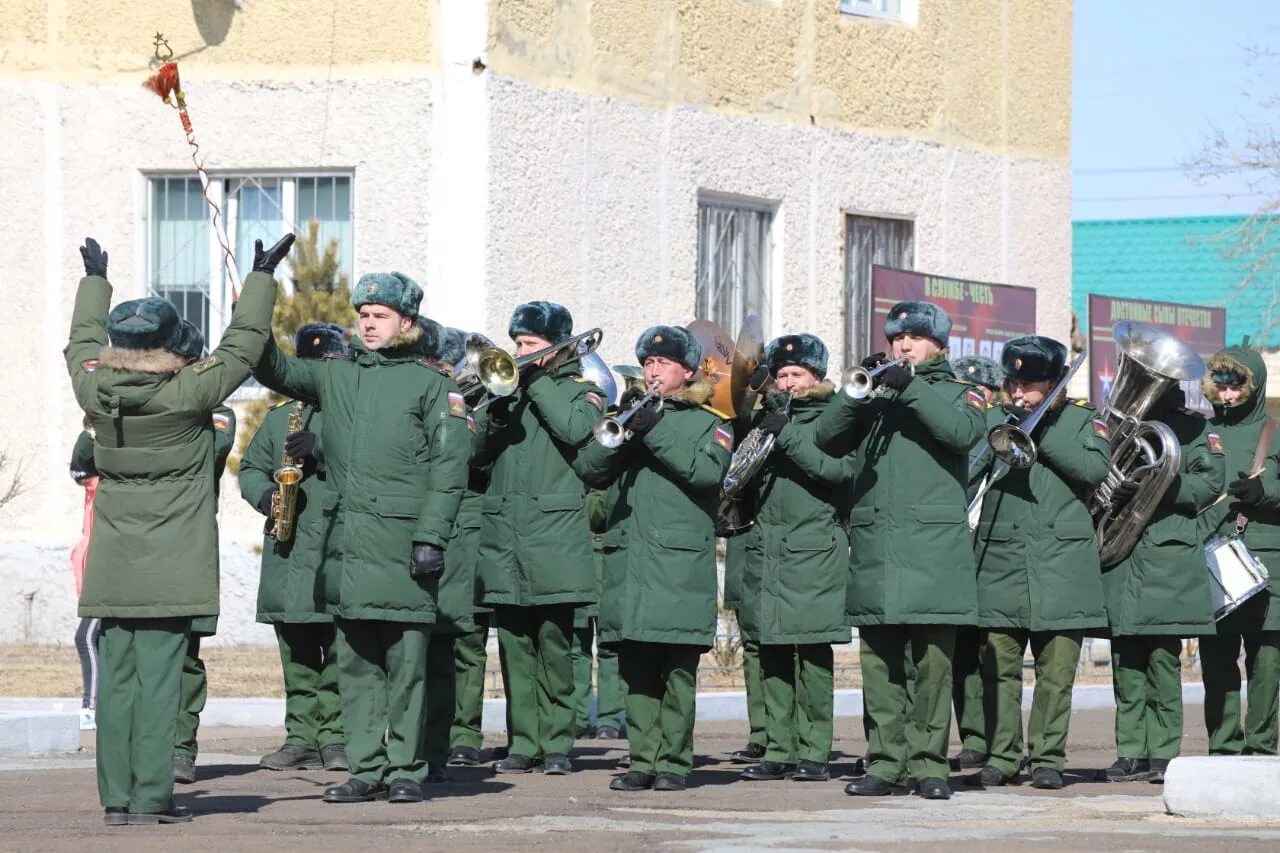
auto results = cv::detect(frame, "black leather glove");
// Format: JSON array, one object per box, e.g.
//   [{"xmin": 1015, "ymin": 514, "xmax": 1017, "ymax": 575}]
[
  {"xmin": 252, "ymin": 233, "xmax": 297, "ymax": 275},
  {"xmin": 748, "ymin": 364, "xmax": 771, "ymax": 392},
  {"xmin": 617, "ymin": 386, "xmax": 644, "ymax": 413},
  {"xmin": 627, "ymin": 404, "xmax": 663, "ymax": 439},
  {"xmin": 758, "ymin": 411, "xmax": 789, "ymax": 437},
  {"xmin": 1228, "ymin": 471, "xmax": 1265, "ymax": 506},
  {"xmin": 861, "ymin": 352, "xmax": 887, "ymax": 370},
  {"xmin": 519, "ymin": 363, "xmax": 549, "ymax": 388},
  {"xmin": 257, "ymin": 488, "xmax": 277, "ymax": 516},
  {"xmin": 878, "ymin": 364, "xmax": 913, "ymax": 392},
  {"xmin": 1112, "ymin": 478, "xmax": 1140, "ymax": 505},
  {"xmin": 1004, "ymin": 403, "xmax": 1031, "ymax": 424},
  {"xmin": 487, "ymin": 393, "xmax": 513, "ymax": 422},
  {"xmin": 285, "ymin": 430, "xmax": 317, "ymax": 460},
  {"xmin": 80, "ymin": 238, "xmax": 108, "ymax": 278},
  {"xmin": 410, "ymin": 543, "xmax": 446, "ymax": 581}
]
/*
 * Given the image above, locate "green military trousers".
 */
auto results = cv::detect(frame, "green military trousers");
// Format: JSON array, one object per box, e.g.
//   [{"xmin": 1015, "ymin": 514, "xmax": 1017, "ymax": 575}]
[
  {"xmin": 859, "ymin": 624, "xmax": 956, "ymax": 784},
  {"xmin": 618, "ymin": 641, "xmax": 701, "ymax": 777},
  {"xmin": 494, "ymin": 604, "xmax": 576, "ymax": 758},
  {"xmin": 1111, "ymin": 636, "xmax": 1184, "ymax": 760},
  {"xmin": 571, "ymin": 617, "xmax": 625, "ymax": 733},
  {"xmin": 952, "ymin": 625, "xmax": 987, "ymax": 755},
  {"xmin": 982, "ymin": 629, "xmax": 1082, "ymax": 775},
  {"xmin": 450, "ymin": 623, "xmax": 490, "ymax": 752},
  {"xmin": 335, "ymin": 618, "xmax": 431, "ymax": 785},
  {"xmin": 275, "ymin": 622, "xmax": 343, "ymax": 750},
  {"xmin": 175, "ymin": 633, "xmax": 206, "ymax": 761},
  {"xmin": 760, "ymin": 643, "xmax": 834, "ymax": 766},
  {"xmin": 97, "ymin": 617, "xmax": 190, "ymax": 812},
  {"xmin": 742, "ymin": 638, "xmax": 766, "ymax": 750},
  {"xmin": 1200, "ymin": 599, "xmax": 1280, "ymax": 755}
]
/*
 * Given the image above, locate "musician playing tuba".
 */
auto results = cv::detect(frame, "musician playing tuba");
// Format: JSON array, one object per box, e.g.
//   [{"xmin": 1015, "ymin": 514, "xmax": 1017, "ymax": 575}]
[
  {"xmin": 725, "ymin": 333, "xmax": 854, "ymax": 784},
  {"xmin": 966, "ymin": 336, "xmax": 1110, "ymax": 791}
]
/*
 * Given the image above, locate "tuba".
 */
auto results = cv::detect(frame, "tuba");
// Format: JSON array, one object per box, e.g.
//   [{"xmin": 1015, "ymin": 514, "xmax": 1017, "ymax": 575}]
[
  {"xmin": 269, "ymin": 401, "xmax": 305, "ymax": 542},
  {"xmin": 1090, "ymin": 322, "xmax": 1205, "ymax": 566},
  {"xmin": 717, "ymin": 391, "xmax": 794, "ymax": 536}
]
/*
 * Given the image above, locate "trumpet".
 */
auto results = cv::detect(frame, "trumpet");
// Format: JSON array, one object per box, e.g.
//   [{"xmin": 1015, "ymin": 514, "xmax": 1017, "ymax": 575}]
[
  {"xmin": 841, "ymin": 356, "xmax": 913, "ymax": 399},
  {"xmin": 593, "ymin": 383, "xmax": 663, "ymax": 448},
  {"xmin": 459, "ymin": 328, "xmax": 604, "ymax": 404}
]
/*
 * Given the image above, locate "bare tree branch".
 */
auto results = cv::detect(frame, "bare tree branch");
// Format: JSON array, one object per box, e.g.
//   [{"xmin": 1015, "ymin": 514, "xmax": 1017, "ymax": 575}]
[{"xmin": 0, "ymin": 451, "xmax": 27, "ymax": 509}]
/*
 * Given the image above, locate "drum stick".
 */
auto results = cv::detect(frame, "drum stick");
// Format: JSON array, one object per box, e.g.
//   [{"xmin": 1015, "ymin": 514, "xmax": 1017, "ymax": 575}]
[{"xmin": 1198, "ymin": 467, "xmax": 1267, "ymax": 516}]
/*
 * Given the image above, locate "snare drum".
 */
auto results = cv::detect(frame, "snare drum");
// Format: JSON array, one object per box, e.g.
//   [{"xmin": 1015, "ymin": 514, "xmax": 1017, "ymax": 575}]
[{"xmin": 1205, "ymin": 536, "xmax": 1271, "ymax": 621}]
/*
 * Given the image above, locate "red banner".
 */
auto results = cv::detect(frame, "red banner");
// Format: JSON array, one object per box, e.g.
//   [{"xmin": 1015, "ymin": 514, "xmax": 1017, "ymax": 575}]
[
  {"xmin": 872, "ymin": 266, "xmax": 1037, "ymax": 363},
  {"xmin": 1087, "ymin": 295, "xmax": 1226, "ymax": 412}
]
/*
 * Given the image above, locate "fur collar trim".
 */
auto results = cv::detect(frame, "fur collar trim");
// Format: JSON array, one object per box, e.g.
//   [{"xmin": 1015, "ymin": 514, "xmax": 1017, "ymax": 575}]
[
  {"xmin": 673, "ymin": 378, "xmax": 715, "ymax": 405},
  {"xmin": 1201, "ymin": 353, "xmax": 1255, "ymax": 406},
  {"xmin": 766, "ymin": 380, "xmax": 835, "ymax": 409},
  {"xmin": 357, "ymin": 322, "xmax": 423, "ymax": 356},
  {"xmin": 98, "ymin": 346, "xmax": 189, "ymax": 375}
]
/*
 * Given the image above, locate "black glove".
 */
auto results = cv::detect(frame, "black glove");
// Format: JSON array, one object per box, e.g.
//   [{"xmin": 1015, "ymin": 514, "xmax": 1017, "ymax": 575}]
[
  {"xmin": 748, "ymin": 364, "xmax": 771, "ymax": 392},
  {"xmin": 409, "ymin": 543, "xmax": 446, "ymax": 581},
  {"xmin": 1228, "ymin": 471, "xmax": 1265, "ymax": 506},
  {"xmin": 861, "ymin": 352, "xmax": 888, "ymax": 370},
  {"xmin": 1111, "ymin": 478, "xmax": 1140, "ymax": 505},
  {"xmin": 256, "ymin": 488, "xmax": 277, "ymax": 516},
  {"xmin": 878, "ymin": 364, "xmax": 913, "ymax": 392},
  {"xmin": 252, "ymin": 233, "xmax": 297, "ymax": 275},
  {"xmin": 284, "ymin": 430, "xmax": 317, "ymax": 460},
  {"xmin": 487, "ymin": 393, "xmax": 513, "ymax": 422},
  {"xmin": 80, "ymin": 238, "xmax": 108, "ymax": 278},
  {"xmin": 618, "ymin": 386, "xmax": 644, "ymax": 413},
  {"xmin": 519, "ymin": 363, "xmax": 549, "ymax": 388},
  {"xmin": 1004, "ymin": 403, "xmax": 1031, "ymax": 424},
  {"xmin": 758, "ymin": 411, "xmax": 789, "ymax": 437},
  {"xmin": 627, "ymin": 404, "xmax": 663, "ymax": 439}
]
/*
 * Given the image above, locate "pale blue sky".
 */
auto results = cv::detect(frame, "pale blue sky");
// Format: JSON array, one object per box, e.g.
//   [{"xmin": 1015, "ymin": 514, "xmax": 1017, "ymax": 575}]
[{"xmin": 1072, "ymin": 0, "xmax": 1280, "ymax": 221}]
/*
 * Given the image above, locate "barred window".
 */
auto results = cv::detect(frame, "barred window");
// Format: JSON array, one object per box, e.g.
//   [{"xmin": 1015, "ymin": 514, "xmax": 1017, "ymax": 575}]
[
  {"xmin": 695, "ymin": 197, "xmax": 775, "ymax": 340},
  {"xmin": 843, "ymin": 214, "xmax": 914, "ymax": 367}
]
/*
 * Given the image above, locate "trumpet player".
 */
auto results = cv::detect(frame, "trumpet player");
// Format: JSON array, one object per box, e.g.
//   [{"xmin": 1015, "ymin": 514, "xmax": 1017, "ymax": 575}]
[
  {"xmin": 1198, "ymin": 345, "xmax": 1280, "ymax": 756},
  {"xmin": 578, "ymin": 326, "xmax": 732, "ymax": 792},
  {"xmin": 730, "ymin": 334, "xmax": 854, "ymax": 784},
  {"xmin": 966, "ymin": 336, "xmax": 1110, "ymax": 790},
  {"xmin": 240, "ymin": 322, "xmax": 350, "ymax": 775},
  {"xmin": 472, "ymin": 302, "xmax": 606, "ymax": 776},
  {"xmin": 253, "ymin": 272, "xmax": 470, "ymax": 805},
  {"xmin": 813, "ymin": 301, "xmax": 983, "ymax": 801}
]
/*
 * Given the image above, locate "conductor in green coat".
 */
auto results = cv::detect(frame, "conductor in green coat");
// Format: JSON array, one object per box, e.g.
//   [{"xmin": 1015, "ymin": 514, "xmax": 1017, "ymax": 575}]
[
  {"xmin": 813, "ymin": 301, "xmax": 984, "ymax": 801},
  {"xmin": 578, "ymin": 326, "xmax": 733, "ymax": 793},
  {"xmin": 253, "ymin": 272, "xmax": 470, "ymax": 805},
  {"xmin": 967, "ymin": 336, "xmax": 1111, "ymax": 790},
  {"xmin": 66, "ymin": 234, "xmax": 290, "ymax": 825}
]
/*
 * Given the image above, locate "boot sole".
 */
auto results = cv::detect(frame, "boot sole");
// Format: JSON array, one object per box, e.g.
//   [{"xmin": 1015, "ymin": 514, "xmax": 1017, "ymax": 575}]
[
  {"xmin": 387, "ymin": 793, "xmax": 423, "ymax": 803},
  {"xmin": 792, "ymin": 774, "xmax": 829, "ymax": 782},
  {"xmin": 127, "ymin": 813, "xmax": 193, "ymax": 824},
  {"xmin": 261, "ymin": 762, "xmax": 323, "ymax": 771},
  {"xmin": 103, "ymin": 813, "xmax": 129, "ymax": 826},
  {"xmin": 322, "ymin": 794, "xmax": 379, "ymax": 803}
]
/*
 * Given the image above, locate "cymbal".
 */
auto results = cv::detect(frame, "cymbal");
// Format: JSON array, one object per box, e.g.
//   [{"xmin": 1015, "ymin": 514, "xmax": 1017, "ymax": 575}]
[{"xmin": 687, "ymin": 319, "xmax": 741, "ymax": 418}]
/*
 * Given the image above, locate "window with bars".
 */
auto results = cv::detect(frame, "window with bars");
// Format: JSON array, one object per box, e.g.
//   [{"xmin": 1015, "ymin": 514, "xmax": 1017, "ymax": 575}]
[
  {"xmin": 695, "ymin": 198, "xmax": 775, "ymax": 340},
  {"xmin": 147, "ymin": 174, "xmax": 353, "ymax": 350},
  {"xmin": 838, "ymin": 0, "xmax": 912, "ymax": 23},
  {"xmin": 843, "ymin": 214, "xmax": 914, "ymax": 367}
]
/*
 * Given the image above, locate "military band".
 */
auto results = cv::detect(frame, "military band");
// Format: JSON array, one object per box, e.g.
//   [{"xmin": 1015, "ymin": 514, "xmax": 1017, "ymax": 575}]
[{"xmin": 65, "ymin": 235, "xmax": 1279, "ymax": 823}]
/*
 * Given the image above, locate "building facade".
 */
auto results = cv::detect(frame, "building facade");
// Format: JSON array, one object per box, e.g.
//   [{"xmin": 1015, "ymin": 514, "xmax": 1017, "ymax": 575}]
[{"xmin": 0, "ymin": 0, "xmax": 1072, "ymax": 644}]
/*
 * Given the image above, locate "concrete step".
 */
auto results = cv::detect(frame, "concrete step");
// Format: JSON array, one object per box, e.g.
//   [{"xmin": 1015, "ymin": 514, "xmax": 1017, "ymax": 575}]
[{"xmin": 1164, "ymin": 755, "xmax": 1280, "ymax": 818}]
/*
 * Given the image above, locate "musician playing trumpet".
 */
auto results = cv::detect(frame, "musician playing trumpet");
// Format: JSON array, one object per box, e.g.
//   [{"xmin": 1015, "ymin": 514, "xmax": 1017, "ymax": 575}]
[
  {"xmin": 966, "ymin": 336, "xmax": 1110, "ymax": 790},
  {"xmin": 728, "ymin": 334, "xmax": 854, "ymax": 784},
  {"xmin": 577, "ymin": 326, "xmax": 732, "ymax": 793}
]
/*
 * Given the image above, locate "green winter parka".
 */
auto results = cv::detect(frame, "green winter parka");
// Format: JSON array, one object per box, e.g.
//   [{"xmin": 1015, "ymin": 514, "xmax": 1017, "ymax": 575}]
[
  {"xmin": 66, "ymin": 271, "xmax": 277, "ymax": 619},
  {"xmin": 436, "ymin": 469, "xmax": 489, "ymax": 635},
  {"xmin": 813, "ymin": 356, "xmax": 984, "ymax": 626},
  {"xmin": 730, "ymin": 382, "xmax": 855, "ymax": 645},
  {"xmin": 577, "ymin": 381, "xmax": 732, "ymax": 648},
  {"xmin": 971, "ymin": 399, "xmax": 1111, "ymax": 630},
  {"xmin": 240, "ymin": 401, "xmax": 331, "ymax": 624},
  {"xmin": 1101, "ymin": 407, "xmax": 1225, "ymax": 636},
  {"xmin": 472, "ymin": 363, "xmax": 605, "ymax": 607},
  {"xmin": 1200, "ymin": 347, "xmax": 1280, "ymax": 630},
  {"xmin": 252, "ymin": 324, "xmax": 470, "ymax": 624}
]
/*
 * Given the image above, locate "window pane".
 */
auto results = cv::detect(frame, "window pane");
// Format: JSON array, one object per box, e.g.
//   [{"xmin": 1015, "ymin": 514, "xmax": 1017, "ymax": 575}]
[
  {"xmin": 295, "ymin": 175, "xmax": 353, "ymax": 284},
  {"xmin": 696, "ymin": 200, "xmax": 773, "ymax": 339},
  {"xmin": 150, "ymin": 177, "xmax": 212, "ymax": 343},
  {"xmin": 231, "ymin": 177, "xmax": 285, "ymax": 283},
  {"xmin": 843, "ymin": 215, "xmax": 914, "ymax": 367}
]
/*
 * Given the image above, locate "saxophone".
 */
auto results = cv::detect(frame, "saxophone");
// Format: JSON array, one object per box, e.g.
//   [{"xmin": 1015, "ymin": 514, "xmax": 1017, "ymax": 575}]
[{"xmin": 269, "ymin": 401, "xmax": 305, "ymax": 541}]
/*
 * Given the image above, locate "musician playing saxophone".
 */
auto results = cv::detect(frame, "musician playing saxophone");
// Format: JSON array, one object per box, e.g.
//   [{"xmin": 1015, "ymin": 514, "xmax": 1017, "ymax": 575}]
[
  {"xmin": 966, "ymin": 336, "xmax": 1110, "ymax": 790},
  {"xmin": 1102, "ymin": 384, "xmax": 1224, "ymax": 783},
  {"xmin": 727, "ymin": 333, "xmax": 854, "ymax": 784}
]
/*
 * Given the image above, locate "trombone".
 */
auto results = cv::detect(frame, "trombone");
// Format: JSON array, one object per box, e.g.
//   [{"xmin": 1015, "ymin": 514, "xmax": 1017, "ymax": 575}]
[
  {"xmin": 841, "ymin": 356, "xmax": 913, "ymax": 399},
  {"xmin": 593, "ymin": 382, "xmax": 663, "ymax": 448},
  {"xmin": 459, "ymin": 328, "xmax": 604, "ymax": 405}
]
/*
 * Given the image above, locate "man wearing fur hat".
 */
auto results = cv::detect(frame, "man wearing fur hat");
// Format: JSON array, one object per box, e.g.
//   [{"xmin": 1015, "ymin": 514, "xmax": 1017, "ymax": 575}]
[
  {"xmin": 1198, "ymin": 344, "xmax": 1280, "ymax": 756},
  {"xmin": 947, "ymin": 352, "xmax": 1004, "ymax": 772},
  {"xmin": 253, "ymin": 271, "xmax": 469, "ymax": 805},
  {"xmin": 472, "ymin": 302, "xmax": 605, "ymax": 776},
  {"xmin": 728, "ymin": 333, "xmax": 854, "ymax": 784},
  {"xmin": 240, "ymin": 322, "xmax": 350, "ymax": 775},
  {"xmin": 814, "ymin": 300, "xmax": 984, "ymax": 801},
  {"xmin": 66, "ymin": 233, "xmax": 291, "ymax": 825},
  {"xmin": 1101, "ymin": 383, "xmax": 1223, "ymax": 783},
  {"xmin": 578, "ymin": 326, "xmax": 732, "ymax": 792},
  {"xmin": 966, "ymin": 336, "xmax": 1110, "ymax": 790}
]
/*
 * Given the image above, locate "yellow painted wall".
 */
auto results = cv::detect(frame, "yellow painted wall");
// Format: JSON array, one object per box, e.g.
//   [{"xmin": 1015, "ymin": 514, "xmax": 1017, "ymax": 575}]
[
  {"xmin": 0, "ymin": 0, "xmax": 436, "ymax": 82},
  {"xmin": 489, "ymin": 0, "xmax": 1071, "ymax": 160}
]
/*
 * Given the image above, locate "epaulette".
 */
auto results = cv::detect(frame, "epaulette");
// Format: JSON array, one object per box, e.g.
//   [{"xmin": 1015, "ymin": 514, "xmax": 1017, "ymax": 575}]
[
  {"xmin": 269, "ymin": 399, "xmax": 294, "ymax": 411},
  {"xmin": 416, "ymin": 357, "xmax": 454, "ymax": 377},
  {"xmin": 1070, "ymin": 398, "xmax": 1096, "ymax": 410},
  {"xmin": 572, "ymin": 376, "xmax": 590, "ymax": 384},
  {"xmin": 700, "ymin": 404, "xmax": 731, "ymax": 419},
  {"xmin": 323, "ymin": 351, "xmax": 355, "ymax": 361}
]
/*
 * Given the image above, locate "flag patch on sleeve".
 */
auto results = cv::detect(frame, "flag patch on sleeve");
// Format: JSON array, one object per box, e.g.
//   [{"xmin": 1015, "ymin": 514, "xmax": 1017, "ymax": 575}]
[
  {"xmin": 585, "ymin": 391, "xmax": 604, "ymax": 411},
  {"xmin": 713, "ymin": 426, "xmax": 733, "ymax": 451},
  {"xmin": 1092, "ymin": 419, "xmax": 1110, "ymax": 441},
  {"xmin": 212, "ymin": 413, "xmax": 232, "ymax": 433},
  {"xmin": 466, "ymin": 414, "xmax": 477, "ymax": 433},
  {"xmin": 966, "ymin": 389, "xmax": 986, "ymax": 410},
  {"xmin": 1207, "ymin": 432, "xmax": 1225, "ymax": 455},
  {"xmin": 81, "ymin": 359, "xmax": 99, "ymax": 373},
  {"xmin": 447, "ymin": 391, "xmax": 466, "ymax": 418}
]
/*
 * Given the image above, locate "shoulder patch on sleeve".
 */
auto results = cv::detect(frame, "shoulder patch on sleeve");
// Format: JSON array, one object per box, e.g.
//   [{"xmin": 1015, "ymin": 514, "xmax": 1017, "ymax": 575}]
[
  {"xmin": 1092, "ymin": 418, "xmax": 1110, "ymax": 441},
  {"xmin": 191, "ymin": 355, "xmax": 222, "ymax": 374},
  {"xmin": 585, "ymin": 391, "xmax": 604, "ymax": 411},
  {"xmin": 713, "ymin": 425, "xmax": 733, "ymax": 451},
  {"xmin": 965, "ymin": 389, "xmax": 986, "ymax": 410},
  {"xmin": 212, "ymin": 412, "xmax": 232, "ymax": 432},
  {"xmin": 466, "ymin": 414, "xmax": 477, "ymax": 433},
  {"xmin": 1207, "ymin": 432, "xmax": 1225, "ymax": 455},
  {"xmin": 81, "ymin": 358, "xmax": 99, "ymax": 373},
  {"xmin": 447, "ymin": 391, "xmax": 467, "ymax": 418}
]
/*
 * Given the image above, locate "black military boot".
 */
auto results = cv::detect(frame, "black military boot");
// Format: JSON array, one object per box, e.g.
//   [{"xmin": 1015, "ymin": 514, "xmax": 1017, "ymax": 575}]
[
  {"xmin": 609, "ymin": 771, "xmax": 655, "ymax": 791},
  {"xmin": 128, "ymin": 805, "xmax": 193, "ymax": 824},
  {"xmin": 729, "ymin": 742, "xmax": 766, "ymax": 764},
  {"xmin": 1030, "ymin": 767, "xmax": 1064, "ymax": 790},
  {"xmin": 1147, "ymin": 758, "xmax": 1170, "ymax": 784},
  {"xmin": 595, "ymin": 725, "xmax": 622, "ymax": 740},
  {"xmin": 615, "ymin": 753, "xmax": 633, "ymax": 769},
  {"xmin": 323, "ymin": 777, "xmax": 385, "ymax": 803},
  {"xmin": 740, "ymin": 761, "xmax": 795, "ymax": 781},
  {"xmin": 494, "ymin": 753, "xmax": 541, "ymax": 774},
  {"xmin": 425, "ymin": 764, "xmax": 450, "ymax": 783},
  {"xmin": 949, "ymin": 748, "xmax": 988, "ymax": 770},
  {"xmin": 653, "ymin": 772, "xmax": 687, "ymax": 791},
  {"xmin": 792, "ymin": 761, "xmax": 829, "ymax": 782},
  {"xmin": 1104, "ymin": 757, "xmax": 1151, "ymax": 782},
  {"xmin": 172, "ymin": 754, "xmax": 196, "ymax": 784},
  {"xmin": 260, "ymin": 743, "xmax": 322, "ymax": 771},
  {"xmin": 917, "ymin": 777, "xmax": 952, "ymax": 800},
  {"xmin": 966, "ymin": 764, "xmax": 1013, "ymax": 787},
  {"xmin": 103, "ymin": 807, "xmax": 129, "ymax": 826},
  {"xmin": 844, "ymin": 775, "xmax": 907, "ymax": 796},
  {"xmin": 543, "ymin": 754, "xmax": 574, "ymax": 775},
  {"xmin": 387, "ymin": 778, "xmax": 423, "ymax": 803},
  {"xmin": 320, "ymin": 744, "xmax": 348, "ymax": 771},
  {"xmin": 447, "ymin": 745, "xmax": 482, "ymax": 767}
]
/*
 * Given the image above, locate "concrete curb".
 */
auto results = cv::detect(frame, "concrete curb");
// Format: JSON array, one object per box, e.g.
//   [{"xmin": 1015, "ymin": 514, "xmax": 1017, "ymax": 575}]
[
  {"xmin": 1164, "ymin": 756, "xmax": 1280, "ymax": 818},
  {"xmin": 0, "ymin": 710, "xmax": 80, "ymax": 757}
]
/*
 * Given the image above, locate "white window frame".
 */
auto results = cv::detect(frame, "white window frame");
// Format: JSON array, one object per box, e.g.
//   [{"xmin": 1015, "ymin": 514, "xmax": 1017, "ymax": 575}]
[
  {"xmin": 695, "ymin": 192, "xmax": 779, "ymax": 341},
  {"xmin": 843, "ymin": 212, "xmax": 915, "ymax": 368},
  {"xmin": 838, "ymin": 0, "xmax": 918, "ymax": 26}
]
